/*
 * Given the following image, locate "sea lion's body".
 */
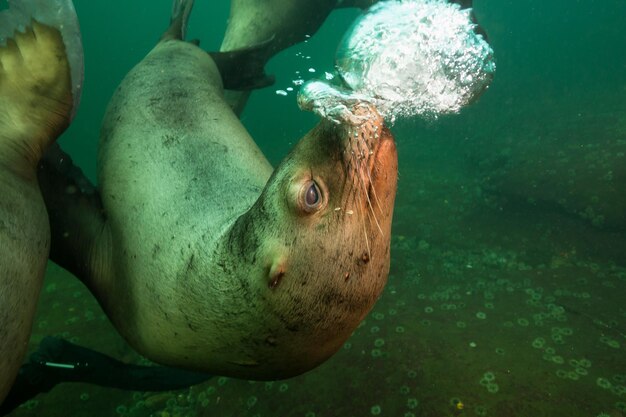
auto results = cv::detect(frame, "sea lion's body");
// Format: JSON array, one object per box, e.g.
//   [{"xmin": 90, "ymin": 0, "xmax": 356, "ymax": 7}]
[
  {"xmin": 95, "ymin": 40, "xmax": 275, "ymax": 374},
  {"xmin": 0, "ymin": 164, "xmax": 49, "ymax": 404},
  {"xmin": 80, "ymin": 35, "xmax": 397, "ymax": 378},
  {"xmin": 0, "ymin": 20, "xmax": 74, "ymax": 402}
]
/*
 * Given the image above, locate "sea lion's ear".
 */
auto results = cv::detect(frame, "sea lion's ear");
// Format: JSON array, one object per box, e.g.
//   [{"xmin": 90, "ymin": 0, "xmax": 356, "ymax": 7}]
[{"xmin": 208, "ymin": 36, "xmax": 276, "ymax": 91}]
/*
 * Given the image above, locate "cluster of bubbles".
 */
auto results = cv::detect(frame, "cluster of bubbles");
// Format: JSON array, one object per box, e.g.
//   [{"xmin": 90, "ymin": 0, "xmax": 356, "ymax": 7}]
[{"xmin": 298, "ymin": 0, "xmax": 495, "ymax": 125}]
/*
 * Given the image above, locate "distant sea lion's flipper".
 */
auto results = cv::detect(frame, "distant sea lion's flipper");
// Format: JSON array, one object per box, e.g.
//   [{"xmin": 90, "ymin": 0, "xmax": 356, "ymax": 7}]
[
  {"xmin": 37, "ymin": 144, "xmax": 109, "ymax": 290},
  {"xmin": 161, "ymin": 0, "xmax": 195, "ymax": 41},
  {"xmin": 0, "ymin": 337, "xmax": 212, "ymax": 416},
  {"xmin": 209, "ymin": 38, "xmax": 276, "ymax": 91}
]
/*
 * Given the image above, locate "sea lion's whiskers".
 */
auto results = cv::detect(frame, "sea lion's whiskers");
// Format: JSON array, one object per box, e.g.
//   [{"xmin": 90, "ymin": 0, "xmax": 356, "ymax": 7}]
[
  {"xmin": 354, "ymin": 175, "xmax": 371, "ymax": 261},
  {"xmin": 345, "ymin": 148, "xmax": 381, "ymax": 262},
  {"xmin": 356, "ymin": 133, "xmax": 385, "ymax": 216},
  {"xmin": 358, "ymin": 167, "xmax": 384, "ymax": 237},
  {"xmin": 344, "ymin": 135, "xmax": 372, "ymax": 259},
  {"xmin": 351, "ymin": 137, "xmax": 384, "ymax": 237}
]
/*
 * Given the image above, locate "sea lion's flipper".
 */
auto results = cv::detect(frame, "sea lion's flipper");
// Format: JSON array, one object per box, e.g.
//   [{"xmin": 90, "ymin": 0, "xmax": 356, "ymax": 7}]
[
  {"xmin": 0, "ymin": 0, "xmax": 83, "ymax": 121},
  {"xmin": 161, "ymin": 1, "xmax": 275, "ymax": 90},
  {"xmin": 161, "ymin": 0, "xmax": 195, "ymax": 41},
  {"xmin": 0, "ymin": 337, "xmax": 212, "ymax": 416},
  {"xmin": 37, "ymin": 144, "xmax": 109, "ymax": 288},
  {"xmin": 0, "ymin": 0, "xmax": 82, "ymax": 173},
  {"xmin": 209, "ymin": 40, "xmax": 276, "ymax": 90}
]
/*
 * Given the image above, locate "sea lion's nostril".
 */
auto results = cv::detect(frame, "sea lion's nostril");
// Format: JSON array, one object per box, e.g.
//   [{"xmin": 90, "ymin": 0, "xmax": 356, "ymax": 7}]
[{"xmin": 269, "ymin": 270, "xmax": 285, "ymax": 289}]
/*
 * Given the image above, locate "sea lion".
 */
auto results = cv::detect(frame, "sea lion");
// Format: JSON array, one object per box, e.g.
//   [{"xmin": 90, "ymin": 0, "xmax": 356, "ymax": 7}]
[
  {"xmin": 219, "ymin": 0, "xmax": 381, "ymax": 114},
  {"xmin": 40, "ymin": 0, "xmax": 397, "ymax": 379},
  {"xmin": 219, "ymin": 0, "xmax": 486, "ymax": 114},
  {"xmin": 221, "ymin": 0, "xmax": 479, "ymax": 58},
  {"xmin": 0, "ymin": 0, "xmax": 82, "ymax": 404}
]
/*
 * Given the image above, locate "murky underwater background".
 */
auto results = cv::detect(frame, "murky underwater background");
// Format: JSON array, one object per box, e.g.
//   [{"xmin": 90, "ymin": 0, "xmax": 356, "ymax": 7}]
[{"xmin": 8, "ymin": 0, "xmax": 626, "ymax": 416}]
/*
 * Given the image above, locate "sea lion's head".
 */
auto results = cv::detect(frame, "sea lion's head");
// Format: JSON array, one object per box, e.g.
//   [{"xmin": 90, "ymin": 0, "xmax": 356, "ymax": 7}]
[{"xmin": 228, "ymin": 104, "xmax": 397, "ymax": 378}]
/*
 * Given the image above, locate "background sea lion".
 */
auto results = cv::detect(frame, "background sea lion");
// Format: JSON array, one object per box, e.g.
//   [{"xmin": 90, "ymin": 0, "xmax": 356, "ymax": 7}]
[
  {"xmin": 40, "ymin": 0, "xmax": 397, "ymax": 379},
  {"xmin": 219, "ymin": 0, "xmax": 379, "ymax": 114},
  {"xmin": 218, "ymin": 0, "xmax": 484, "ymax": 114},
  {"xmin": 0, "ymin": 0, "xmax": 82, "ymax": 404}
]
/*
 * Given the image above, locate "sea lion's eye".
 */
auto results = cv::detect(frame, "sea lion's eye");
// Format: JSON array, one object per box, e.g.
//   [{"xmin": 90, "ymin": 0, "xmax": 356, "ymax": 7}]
[
  {"xmin": 299, "ymin": 180, "xmax": 323, "ymax": 213},
  {"xmin": 306, "ymin": 183, "xmax": 320, "ymax": 206}
]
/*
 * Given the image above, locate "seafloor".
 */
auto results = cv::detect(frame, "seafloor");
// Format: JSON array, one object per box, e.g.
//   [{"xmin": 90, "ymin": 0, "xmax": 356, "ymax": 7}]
[{"xmin": 8, "ymin": 87, "xmax": 626, "ymax": 417}]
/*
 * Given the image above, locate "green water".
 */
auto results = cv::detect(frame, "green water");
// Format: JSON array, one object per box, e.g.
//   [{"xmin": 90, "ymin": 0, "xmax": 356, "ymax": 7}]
[{"xmin": 9, "ymin": 0, "xmax": 626, "ymax": 416}]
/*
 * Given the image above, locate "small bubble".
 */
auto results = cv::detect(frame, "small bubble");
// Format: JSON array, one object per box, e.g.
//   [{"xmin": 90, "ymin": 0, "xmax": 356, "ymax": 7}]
[
  {"xmin": 275, "ymin": 90, "xmax": 288, "ymax": 96},
  {"xmin": 308, "ymin": 68, "xmax": 316, "ymax": 73}
]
